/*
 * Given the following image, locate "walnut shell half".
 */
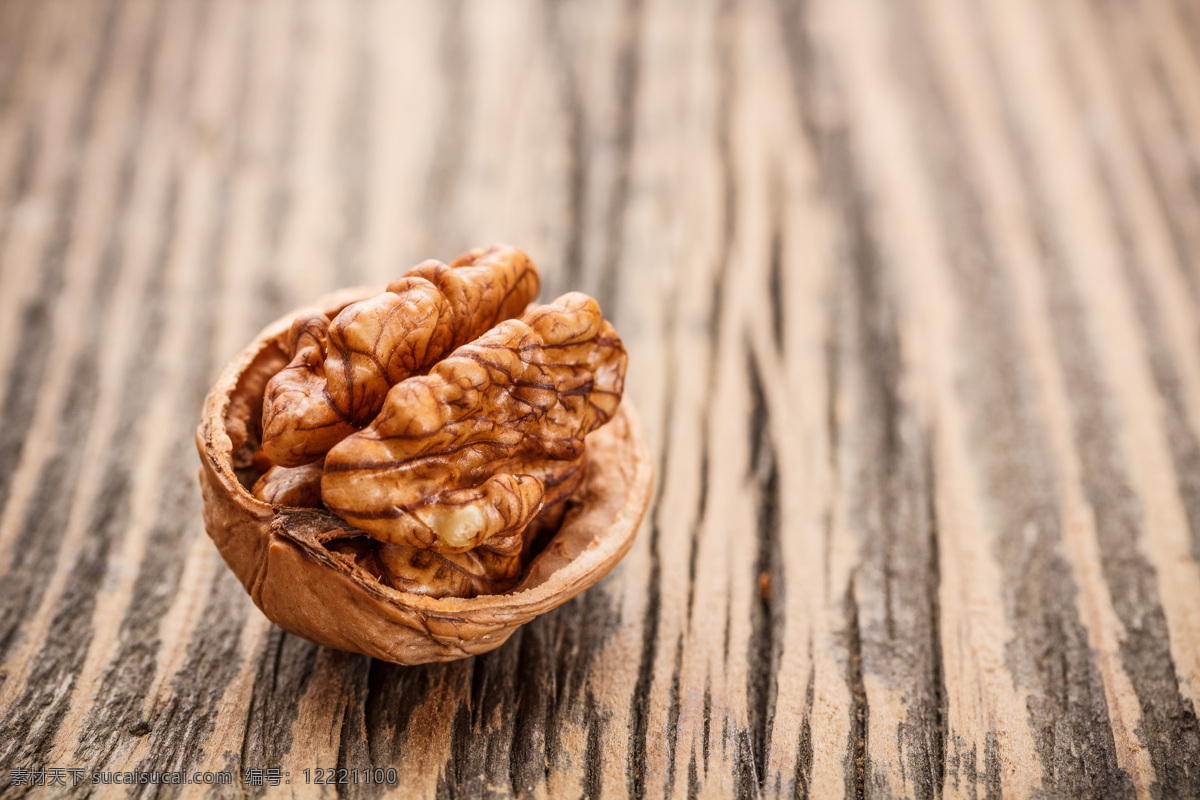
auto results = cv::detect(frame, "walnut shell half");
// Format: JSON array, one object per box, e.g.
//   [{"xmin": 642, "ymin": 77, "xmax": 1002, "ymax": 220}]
[{"xmin": 196, "ymin": 287, "xmax": 652, "ymax": 664}]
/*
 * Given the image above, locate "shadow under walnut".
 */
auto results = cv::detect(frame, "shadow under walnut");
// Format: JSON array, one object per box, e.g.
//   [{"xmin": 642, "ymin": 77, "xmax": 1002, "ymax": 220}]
[{"xmin": 196, "ymin": 287, "xmax": 653, "ymax": 665}]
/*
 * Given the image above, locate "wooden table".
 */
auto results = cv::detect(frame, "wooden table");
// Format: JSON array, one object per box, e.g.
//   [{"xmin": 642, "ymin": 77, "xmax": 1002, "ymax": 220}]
[{"xmin": 2, "ymin": 0, "xmax": 1200, "ymax": 797}]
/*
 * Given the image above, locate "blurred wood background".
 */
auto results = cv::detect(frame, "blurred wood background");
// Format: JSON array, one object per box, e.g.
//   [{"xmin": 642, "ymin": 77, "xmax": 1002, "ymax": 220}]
[{"xmin": 2, "ymin": 0, "xmax": 1200, "ymax": 797}]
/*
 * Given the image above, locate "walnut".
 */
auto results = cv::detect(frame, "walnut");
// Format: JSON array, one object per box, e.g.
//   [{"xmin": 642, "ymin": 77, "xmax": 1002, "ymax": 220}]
[
  {"xmin": 252, "ymin": 462, "xmax": 324, "ymax": 508},
  {"xmin": 196, "ymin": 247, "xmax": 651, "ymax": 664},
  {"xmin": 261, "ymin": 245, "xmax": 539, "ymax": 467}
]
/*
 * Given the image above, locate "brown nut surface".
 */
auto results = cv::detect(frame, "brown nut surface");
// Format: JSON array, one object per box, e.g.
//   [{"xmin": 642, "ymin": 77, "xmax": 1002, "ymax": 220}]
[
  {"xmin": 197, "ymin": 284, "xmax": 652, "ymax": 664},
  {"xmin": 322, "ymin": 292, "xmax": 625, "ymax": 552},
  {"xmin": 261, "ymin": 245, "xmax": 539, "ymax": 467}
]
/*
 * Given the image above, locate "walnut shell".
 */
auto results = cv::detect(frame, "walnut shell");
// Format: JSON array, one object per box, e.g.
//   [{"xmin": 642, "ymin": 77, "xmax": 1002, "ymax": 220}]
[{"xmin": 196, "ymin": 287, "xmax": 652, "ymax": 664}]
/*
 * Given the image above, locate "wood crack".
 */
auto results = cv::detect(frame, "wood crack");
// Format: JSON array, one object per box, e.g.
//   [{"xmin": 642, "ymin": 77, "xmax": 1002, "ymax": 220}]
[
  {"xmin": 845, "ymin": 581, "xmax": 868, "ymax": 800},
  {"xmin": 748, "ymin": 347, "xmax": 783, "ymax": 795}
]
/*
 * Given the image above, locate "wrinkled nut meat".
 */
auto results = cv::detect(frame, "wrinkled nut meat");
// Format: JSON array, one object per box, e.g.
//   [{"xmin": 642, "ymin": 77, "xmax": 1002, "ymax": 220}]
[
  {"xmin": 260, "ymin": 247, "xmax": 540, "ymax": 467},
  {"xmin": 197, "ymin": 245, "xmax": 652, "ymax": 663}
]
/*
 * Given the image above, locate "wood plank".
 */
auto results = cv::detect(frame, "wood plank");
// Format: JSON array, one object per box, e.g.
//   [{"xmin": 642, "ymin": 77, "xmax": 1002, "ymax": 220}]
[{"xmin": 1, "ymin": 0, "xmax": 1199, "ymax": 797}]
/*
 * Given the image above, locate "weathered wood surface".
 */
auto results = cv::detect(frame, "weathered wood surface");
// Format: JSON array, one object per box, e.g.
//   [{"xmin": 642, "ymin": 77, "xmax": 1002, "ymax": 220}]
[{"xmin": 2, "ymin": 0, "xmax": 1200, "ymax": 797}]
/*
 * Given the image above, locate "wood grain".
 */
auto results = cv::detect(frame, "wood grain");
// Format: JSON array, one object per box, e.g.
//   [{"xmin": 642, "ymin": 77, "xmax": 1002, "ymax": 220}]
[{"xmin": 1, "ymin": 0, "xmax": 1199, "ymax": 797}]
